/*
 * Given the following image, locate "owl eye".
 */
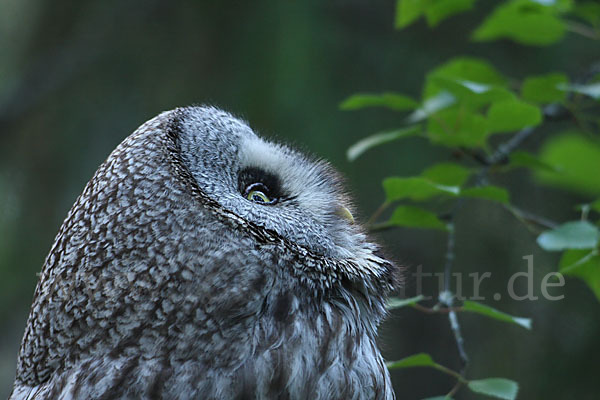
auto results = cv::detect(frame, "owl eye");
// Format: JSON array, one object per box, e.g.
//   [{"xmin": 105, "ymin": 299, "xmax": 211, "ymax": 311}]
[
  {"xmin": 238, "ymin": 167, "xmax": 282, "ymax": 205},
  {"xmin": 244, "ymin": 183, "xmax": 278, "ymax": 205}
]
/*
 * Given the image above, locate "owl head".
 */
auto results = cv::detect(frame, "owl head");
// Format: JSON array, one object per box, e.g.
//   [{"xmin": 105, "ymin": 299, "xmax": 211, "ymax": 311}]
[{"xmin": 166, "ymin": 106, "xmax": 398, "ymax": 298}]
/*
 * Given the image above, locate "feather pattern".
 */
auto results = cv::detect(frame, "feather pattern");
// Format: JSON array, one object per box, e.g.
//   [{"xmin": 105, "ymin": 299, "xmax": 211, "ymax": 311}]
[{"xmin": 10, "ymin": 107, "xmax": 399, "ymax": 399}]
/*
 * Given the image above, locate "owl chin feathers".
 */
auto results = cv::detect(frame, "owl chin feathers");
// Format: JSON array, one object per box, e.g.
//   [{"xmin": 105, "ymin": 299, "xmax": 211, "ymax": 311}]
[{"xmin": 11, "ymin": 106, "xmax": 399, "ymax": 400}]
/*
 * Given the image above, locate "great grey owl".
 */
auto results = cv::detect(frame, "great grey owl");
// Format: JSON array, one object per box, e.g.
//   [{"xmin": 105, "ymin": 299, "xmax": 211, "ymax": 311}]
[{"xmin": 10, "ymin": 106, "xmax": 398, "ymax": 399}]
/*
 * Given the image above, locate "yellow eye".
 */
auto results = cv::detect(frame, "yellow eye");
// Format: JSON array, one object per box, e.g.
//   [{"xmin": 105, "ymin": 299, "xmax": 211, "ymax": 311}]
[
  {"xmin": 243, "ymin": 182, "xmax": 278, "ymax": 205},
  {"xmin": 247, "ymin": 189, "xmax": 271, "ymax": 204}
]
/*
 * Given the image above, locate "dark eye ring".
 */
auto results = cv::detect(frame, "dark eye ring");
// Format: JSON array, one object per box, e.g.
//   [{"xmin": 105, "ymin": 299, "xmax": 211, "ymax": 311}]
[{"xmin": 243, "ymin": 183, "xmax": 278, "ymax": 205}]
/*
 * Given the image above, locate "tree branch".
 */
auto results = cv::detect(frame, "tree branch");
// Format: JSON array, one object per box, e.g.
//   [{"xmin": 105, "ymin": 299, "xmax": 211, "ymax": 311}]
[
  {"xmin": 440, "ymin": 218, "xmax": 469, "ymax": 373},
  {"xmin": 505, "ymin": 205, "xmax": 558, "ymax": 232},
  {"xmin": 485, "ymin": 127, "xmax": 535, "ymax": 166}
]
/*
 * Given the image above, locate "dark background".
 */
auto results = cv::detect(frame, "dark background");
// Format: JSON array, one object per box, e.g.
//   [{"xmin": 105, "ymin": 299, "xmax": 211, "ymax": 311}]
[{"xmin": 1, "ymin": 1, "xmax": 598, "ymax": 398}]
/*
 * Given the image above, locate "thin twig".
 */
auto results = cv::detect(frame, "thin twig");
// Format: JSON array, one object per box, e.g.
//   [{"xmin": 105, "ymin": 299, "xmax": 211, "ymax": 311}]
[
  {"xmin": 486, "ymin": 127, "xmax": 535, "ymax": 165},
  {"xmin": 447, "ymin": 308, "xmax": 468, "ymax": 370},
  {"xmin": 432, "ymin": 362, "xmax": 469, "ymax": 384},
  {"xmin": 367, "ymin": 201, "xmax": 391, "ymax": 226},
  {"xmin": 504, "ymin": 205, "xmax": 558, "ymax": 232},
  {"xmin": 446, "ymin": 380, "xmax": 465, "ymax": 398},
  {"xmin": 443, "ymin": 222, "xmax": 457, "ymax": 292},
  {"xmin": 459, "ymin": 147, "xmax": 491, "ymax": 166},
  {"xmin": 440, "ymin": 218, "xmax": 469, "ymax": 372}
]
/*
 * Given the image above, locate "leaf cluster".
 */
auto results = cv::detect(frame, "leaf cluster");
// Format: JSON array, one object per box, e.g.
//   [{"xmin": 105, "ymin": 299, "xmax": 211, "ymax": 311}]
[{"xmin": 342, "ymin": 1, "xmax": 600, "ymax": 398}]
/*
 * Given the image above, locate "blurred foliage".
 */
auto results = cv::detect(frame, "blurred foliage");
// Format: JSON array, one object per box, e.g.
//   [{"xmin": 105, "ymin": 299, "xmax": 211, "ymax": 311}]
[
  {"xmin": 342, "ymin": 0, "xmax": 600, "ymax": 398},
  {"xmin": 1, "ymin": 0, "xmax": 599, "ymax": 399}
]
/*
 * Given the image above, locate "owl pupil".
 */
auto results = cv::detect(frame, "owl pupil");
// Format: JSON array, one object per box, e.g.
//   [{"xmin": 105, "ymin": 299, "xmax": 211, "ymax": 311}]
[{"xmin": 252, "ymin": 191, "xmax": 267, "ymax": 203}]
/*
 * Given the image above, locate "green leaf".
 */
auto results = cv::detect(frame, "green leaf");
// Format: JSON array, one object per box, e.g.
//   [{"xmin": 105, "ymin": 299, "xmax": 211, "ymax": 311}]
[
  {"xmin": 427, "ymin": 108, "xmax": 489, "ymax": 148},
  {"xmin": 571, "ymin": 2, "xmax": 600, "ymax": 27},
  {"xmin": 424, "ymin": 57, "xmax": 507, "ymax": 99},
  {"xmin": 340, "ymin": 92, "xmax": 420, "ymax": 111},
  {"xmin": 395, "ymin": 0, "xmax": 476, "ymax": 28},
  {"xmin": 407, "ymin": 91, "xmax": 456, "ymax": 123},
  {"xmin": 431, "ymin": 77, "xmax": 493, "ymax": 95},
  {"xmin": 387, "ymin": 295, "xmax": 425, "ymax": 310},
  {"xmin": 387, "ymin": 205, "xmax": 448, "ymax": 230},
  {"xmin": 424, "ymin": 0, "xmax": 477, "ymax": 27},
  {"xmin": 462, "ymin": 300, "xmax": 532, "ymax": 329},
  {"xmin": 467, "ymin": 378, "xmax": 519, "ymax": 400},
  {"xmin": 537, "ymin": 221, "xmax": 600, "ymax": 251},
  {"xmin": 387, "ymin": 353, "xmax": 436, "ymax": 369},
  {"xmin": 460, "ymin": 185, "xmax": 510, "ymax": 204},
  {"xmin": 395, "ymin": 0, "xmax": 424, "ymax": 28},
  {"xmin": 536, "ymin": 132, "xmax": 600, "ymax": 196},
  {"xmin": 383, "ymin": 177, "xmax": 460, "ymax": 201},
  {"xmin": 428, "ymin": 57, "xmax": 507, "ymax": 86},
  {"xmin": 487, "ymin": 100, "xmax": 542, "ymax": 133},
  {"xmin": 472, "ymin": 0, "xmax": 566, "ymax": 46},
  {"xmin": 558, "ymin": 82, "xmax": 600, "ymax": 100},
  {"xmin": 421, "ymin": 163, "xmax": 472, "ymax": 186},
  {"xmin": 508, "ymin": 150, "xmax": 560, "ymax": 172},
  {"xmin": 559, "ymin": 248, "xmax": 599, "ymax": 274},
  {"xmin": 347, "ymin": 126, "xmax": 422, "ymax": 161},
  {"xmin": 521, "ymin": 73, "xmax": 568, "ymax": 104},
  {"xmin": 430, "ymin": 77, "xmax": 515, "ymax": 109},
  {"xmin": 559, "ymin": 249, "xmax": 600, "ymax": 300}
]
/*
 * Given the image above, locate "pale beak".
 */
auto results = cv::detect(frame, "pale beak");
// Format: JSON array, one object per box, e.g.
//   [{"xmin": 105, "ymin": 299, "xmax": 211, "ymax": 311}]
[{"xmin": 336, "ymin": 206, "xmax": 355, "ymax": 224}]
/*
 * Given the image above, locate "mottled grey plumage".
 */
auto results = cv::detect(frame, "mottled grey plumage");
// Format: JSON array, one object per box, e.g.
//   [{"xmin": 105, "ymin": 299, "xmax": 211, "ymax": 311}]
[{"xmin": 10, "ymin": 106, "xmax": 398, "ymax": 399}]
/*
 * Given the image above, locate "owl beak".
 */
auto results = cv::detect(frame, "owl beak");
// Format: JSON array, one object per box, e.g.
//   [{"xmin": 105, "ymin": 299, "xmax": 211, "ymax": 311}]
[{"xmin": 336, "ymin": 206, "xmax": 355, "ymax": 225}]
